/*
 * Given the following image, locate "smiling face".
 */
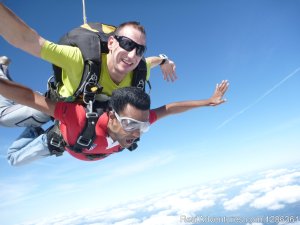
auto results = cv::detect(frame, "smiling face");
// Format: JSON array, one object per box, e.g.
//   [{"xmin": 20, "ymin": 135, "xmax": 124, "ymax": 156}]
[
  {"xmin": 107, "ymin": 25, "xmax": 146, "ymax": 83},
  {"xmin": 107, "ymin": 103, "xmax": 150, "ymax": 148}
]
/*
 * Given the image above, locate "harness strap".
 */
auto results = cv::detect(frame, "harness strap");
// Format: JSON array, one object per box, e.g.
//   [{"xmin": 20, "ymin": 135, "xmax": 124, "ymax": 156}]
[
  {"xmin": 46, "ymin": 101, "xmax": 110, "ymax": 160},
  {"xmin": 85, "ymin": 153, "xmax": 109, "ymax": 160},
  {"xmin": 131, "ymin": 57, "xmax": 149, "ymax": 92},
  {"xmin": 46, "ymin": 123, "xmax": 65, "ymax": 157},
  {"xmin": 46, "ymin": 110, "xmax": 137, "ymax": 160},
  {"xmin": 71, "ymin": 108, "xmax": 99, "ymax": 153},
  {"xmin": 46, "ymin": 120, "xmax": 108, "ymax": 160},
  {"xmin": 74, "ymin": 60, "xmax": 102, "ymax": 100}
]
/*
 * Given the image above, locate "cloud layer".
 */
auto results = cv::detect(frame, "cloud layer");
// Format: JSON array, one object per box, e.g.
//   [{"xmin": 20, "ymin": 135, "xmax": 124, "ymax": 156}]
[{"xmin": 18, "ymin": 166, "xmax": 300, "ymax": 225}]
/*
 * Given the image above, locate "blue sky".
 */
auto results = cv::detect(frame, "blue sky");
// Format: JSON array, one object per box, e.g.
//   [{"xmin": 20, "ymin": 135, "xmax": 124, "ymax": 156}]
[{"xmin": 0, "ymin": 0, "xmax": 300, "ymax": 224}]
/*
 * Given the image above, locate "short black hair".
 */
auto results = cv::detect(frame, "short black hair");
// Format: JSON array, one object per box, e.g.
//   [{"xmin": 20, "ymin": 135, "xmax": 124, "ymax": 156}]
[
  {"xmin": 115, "ymin": 21, "xmax": 146, "ymax": 37},
  {"xmin": 110, "ymin": 87, "xmax": 150, "ymax": 113}
]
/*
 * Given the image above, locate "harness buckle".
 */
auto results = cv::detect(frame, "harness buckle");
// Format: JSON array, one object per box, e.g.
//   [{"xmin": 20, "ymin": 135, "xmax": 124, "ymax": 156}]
[
  {"xmin": 82, "ymin": 73, "xmax": 102, "ymax": 104},
  {"xmin": 86, "ymin": 112, "xmax": 98, "ymax": 118},
  {"xmin": 50, "ymin": 137, "xmax": 63, "ymax": 148},
  {"xmin": 77, "ymin": 136, "xmax": 92, "ymax": 147}
]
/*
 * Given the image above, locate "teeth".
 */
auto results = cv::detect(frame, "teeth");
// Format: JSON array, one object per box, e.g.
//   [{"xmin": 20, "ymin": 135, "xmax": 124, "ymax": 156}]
[{"xmin": 122, "ymin": 58, "xmax": 133, "ymax": 65}]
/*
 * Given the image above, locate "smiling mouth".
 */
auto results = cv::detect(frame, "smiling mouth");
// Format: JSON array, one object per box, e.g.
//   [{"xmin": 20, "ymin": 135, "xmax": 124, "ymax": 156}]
[{"xmin": 122, "ymin": 58, "xmax": 133, "ymax": 66}]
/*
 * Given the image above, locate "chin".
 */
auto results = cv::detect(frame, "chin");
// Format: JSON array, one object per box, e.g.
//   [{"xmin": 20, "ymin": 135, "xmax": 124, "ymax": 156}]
[{"xmin": 120, "ymin": 65, "xmax": 134, "ymax": 74}]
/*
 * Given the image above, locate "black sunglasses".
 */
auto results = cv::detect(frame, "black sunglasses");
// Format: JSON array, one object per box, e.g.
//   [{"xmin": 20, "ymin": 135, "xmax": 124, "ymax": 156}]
[{"xmin": 114, "ymin": 35, "xmax": 146, "ymax": 57}]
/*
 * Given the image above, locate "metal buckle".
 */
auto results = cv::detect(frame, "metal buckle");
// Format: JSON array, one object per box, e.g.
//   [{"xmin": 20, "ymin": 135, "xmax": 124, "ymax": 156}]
[
  {"xmin": 83, "ymin": 75, "xmax": 98, "ymax": 104},
  {"xmin": 86, "ymin": 112, "xmax": 98, "ymax": 118},
  {"xmin": 50, "ymin": 138, "xmax": 62, "ymax": 148},
  {"xmin": 77, "ymin": 136, "xmax": 92, "ymax": 147}
]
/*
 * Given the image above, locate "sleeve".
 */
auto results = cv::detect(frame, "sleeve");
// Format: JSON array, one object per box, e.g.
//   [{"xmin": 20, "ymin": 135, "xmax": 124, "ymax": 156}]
[
  {"xmin": 146, "ymin": 60, "xmax": 151, "ymax": 80},
  {"xmin": 41, "ymin": 40, "xmax": 84, "ymax": 75},
  {"xmin": 149, "ymin": 110, "xmax": 157, "ymax": 124}
]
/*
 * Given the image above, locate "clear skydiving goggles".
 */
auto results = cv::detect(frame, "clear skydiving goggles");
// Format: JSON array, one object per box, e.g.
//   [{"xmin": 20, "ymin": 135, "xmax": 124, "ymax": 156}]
[{"xmin": 114, "ymin": 110, "xmax": 150, "ymax": 133}]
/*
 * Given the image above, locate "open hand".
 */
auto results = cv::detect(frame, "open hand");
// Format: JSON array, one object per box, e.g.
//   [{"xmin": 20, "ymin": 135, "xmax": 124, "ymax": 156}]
[
  {"xmin": 209, "ymin": 80, "xmax": 229, "ymax": 106},
  {"xmin": 160, "ymin": 59, "xmax": 177, "ymax": 82}
]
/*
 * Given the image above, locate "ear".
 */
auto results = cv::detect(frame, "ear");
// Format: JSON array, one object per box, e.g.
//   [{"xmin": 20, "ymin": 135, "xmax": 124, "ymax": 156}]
[
  {"xmin": 107, "ymin": 36, "xmax": 115, "ymax": 51},
  {"xmin": 108, "ymin": 111, "xmax": 115, "ymax": 119},
  {"xmin": 107, "ymin": 111, "xmax": 116, "ymax": 128}
]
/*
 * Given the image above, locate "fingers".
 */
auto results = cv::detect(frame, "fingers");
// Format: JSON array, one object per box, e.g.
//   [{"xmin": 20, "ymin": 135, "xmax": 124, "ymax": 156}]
[
  {"xmin": 217, "ymin": 80, "xmax": 229, "ymax": 93},
  {"xmin": 212, "ymin": 80, "xmax": 229, "ymax": 105},
  {"xmin": 166, "ymin": 70, "xmax": 177, "ymax": 82},
  {"xmin": 161, "ymin": 61, "xmax": 177, "ymax": 82},
  {"xmin": 170, "ymin": 64, "xmax": 177, "ymax": 81}
]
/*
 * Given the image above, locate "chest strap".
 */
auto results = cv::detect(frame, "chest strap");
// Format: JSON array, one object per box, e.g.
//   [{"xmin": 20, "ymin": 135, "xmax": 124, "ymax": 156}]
[
  {"xmin": 71, "ymin": 106, "xmax": 99, "ymax": 153},
  {"xmin": 47, "ymin": 101, "xmax": 102, "ymax": 159}
]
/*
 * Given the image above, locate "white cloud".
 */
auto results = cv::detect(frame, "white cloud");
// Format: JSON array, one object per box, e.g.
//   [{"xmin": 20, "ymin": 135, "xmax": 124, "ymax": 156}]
[
  {"xmin": 223, "ymin": 167, "xmax": 300, "ymax": 211},
  {"xmin": 148, "ymin": 188, "xmax": 217, "ymax": 216},
  {"xmin": 104, "ymin": 207, "xmax": 137, "ymax": 221},
  {"xmin": 17, "ymin": 167, "xmax": 300, "ymax": 225},
  {"xmin": 285, "ymin": 222, "xmax": 300, "ymax": 225},
  {"xmin": 223, "ymin": 192, "xmax": 257, "ymax": 210},
  {"xmin": 244, "ymin": 169, "xmax": 300, "ymax": 194},
  {"xmin": 196, "ymin": 186, "xmax": 227, "ymax": 200},
  {"xmin": 114, "ymin": 218, "xmax": 140, "ymax": 225},
  {"xmin": 261, "ymin": 168, "xmax": 291, "ymax": 178},
  {"xmin": 244, "ymin": 177, "xmax": 281, "ymax": 193},
  {"xmin": 251, "ymin": 185, "xmax": 300, "ymax": 210},
  {"xmin": 139, "ymin": 214, "xmax": 182, "ymax": 225}
]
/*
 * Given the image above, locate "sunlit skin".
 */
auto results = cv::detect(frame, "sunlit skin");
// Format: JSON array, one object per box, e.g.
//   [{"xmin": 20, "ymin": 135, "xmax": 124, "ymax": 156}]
[
  {"xmin": 107, "ymin": 25, "xmax": 146, "ymax": 84},
  {"xmin": 107, "ymin": 104, "xmax": 149, "ymax": 148}
]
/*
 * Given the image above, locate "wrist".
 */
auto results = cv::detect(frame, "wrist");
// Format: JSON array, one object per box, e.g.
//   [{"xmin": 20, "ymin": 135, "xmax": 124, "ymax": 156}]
[{"xmin": 159, "ymin": 54, "xmax": 168, "ymax": 65}]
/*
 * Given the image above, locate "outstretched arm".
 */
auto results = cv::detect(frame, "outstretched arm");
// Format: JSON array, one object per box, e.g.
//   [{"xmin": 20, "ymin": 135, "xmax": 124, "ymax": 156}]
[
  {"xmin": 153, "ymin": 80, "xmax": 229, "ymax": 120},
  {"xmin": 0, "ymin": 79, "xmax": 55, "ymax": 117},
  {"xmin": 146, "ymin": 56, "xmax": 177, "ymax": 82},
  {"xmin": 0, "ymin": 3, "xmax": 45, "ymax": 57}
]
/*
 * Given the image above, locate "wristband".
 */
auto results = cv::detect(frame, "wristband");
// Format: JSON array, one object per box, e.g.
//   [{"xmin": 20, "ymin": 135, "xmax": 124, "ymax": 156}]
[{"xmin": 159, "ymin": 54, "xmax": 168, "ymax": 65}]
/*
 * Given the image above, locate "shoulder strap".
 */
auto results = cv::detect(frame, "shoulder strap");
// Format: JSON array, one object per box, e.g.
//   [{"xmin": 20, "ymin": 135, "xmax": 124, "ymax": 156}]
[
  {"xmin": 132, "ymin": 57, "xmax": 151, "ymax": 92},
  {"xmin": 132, "ymin": 57, "xmax": 147, "ymax": 91},
  {"xmin": 69, "ymin": 100, "xmax": 103, "ymax": 153},
  {"xmin": 71, "ymin": 110, "xmax": 99, "ymax": 153},
  {"xmin": 46, "ymin": 106, "xmax": 103, "ymax": 159},
  {"xmin": 54, "ymin": 27, "xmax": 103, "ymax": 98},
  {"xmin": 52, "ymin": 23, "xmax": 116, "ymax": 98}
]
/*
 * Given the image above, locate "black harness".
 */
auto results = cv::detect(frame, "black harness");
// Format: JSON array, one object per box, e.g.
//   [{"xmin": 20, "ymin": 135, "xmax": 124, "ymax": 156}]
[
  {"xmin": 46, "ymin": 99, "xmax": 116, "ymax": 160},
  {"xmin": 46, "ymin": 23, "xmax": 148, "ymax": 159}
]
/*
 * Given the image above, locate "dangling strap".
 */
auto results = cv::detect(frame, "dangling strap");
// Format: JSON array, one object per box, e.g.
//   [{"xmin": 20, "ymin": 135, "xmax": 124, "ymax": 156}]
[{"xmin": 46, "ymin": 122, "xmax": 65, "ymax": 157}]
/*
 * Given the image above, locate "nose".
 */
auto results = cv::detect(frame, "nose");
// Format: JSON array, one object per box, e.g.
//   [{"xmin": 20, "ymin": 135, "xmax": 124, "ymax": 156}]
[{"xmin": 131, "ymin": 129, "xmax": 141, "ymax": 138}]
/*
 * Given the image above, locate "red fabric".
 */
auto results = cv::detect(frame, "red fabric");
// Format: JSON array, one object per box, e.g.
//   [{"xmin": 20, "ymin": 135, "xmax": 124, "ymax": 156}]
[{"xmin": 54, "ymin": 102, "xmax": 157, "ymax": 161}]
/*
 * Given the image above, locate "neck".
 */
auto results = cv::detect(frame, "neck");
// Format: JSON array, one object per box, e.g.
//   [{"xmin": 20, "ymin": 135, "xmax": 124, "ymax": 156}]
[{"xmin": 109, "ymin": 70, "xmax": 123, "ymax": 85}]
